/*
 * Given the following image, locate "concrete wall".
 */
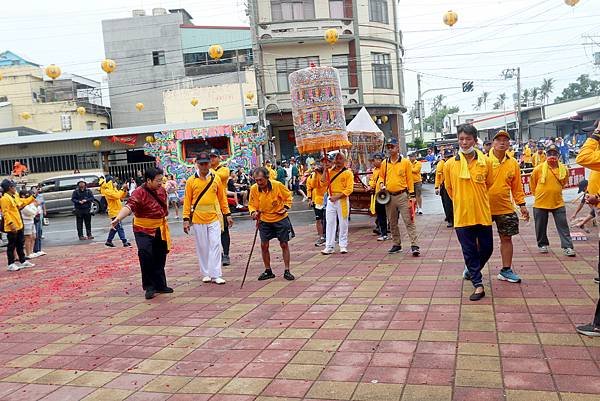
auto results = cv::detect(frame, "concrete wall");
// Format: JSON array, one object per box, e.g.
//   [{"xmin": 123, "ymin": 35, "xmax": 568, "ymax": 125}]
[
  {"xmin": 102, "ymin": 12, "xmax": 186, "ymax": 127},
  {"xmin": 163, "ymin": 70, "xmax": 257, "ymax": 123},
  {"xmin": 0, "ymin": 104, "xmax": 13, "ymax": 127}
]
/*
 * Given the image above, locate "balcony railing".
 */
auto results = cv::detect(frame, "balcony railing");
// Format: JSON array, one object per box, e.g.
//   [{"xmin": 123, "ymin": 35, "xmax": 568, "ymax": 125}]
[{"xmin": 258, "ymin": 18, "xmax": 354, "ymax": 42}]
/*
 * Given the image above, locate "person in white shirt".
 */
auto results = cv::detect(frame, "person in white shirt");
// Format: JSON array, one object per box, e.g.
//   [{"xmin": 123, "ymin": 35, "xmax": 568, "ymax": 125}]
[{"xmin": 19, "ymin": 191, "xmax": 38, "ymax": 259}]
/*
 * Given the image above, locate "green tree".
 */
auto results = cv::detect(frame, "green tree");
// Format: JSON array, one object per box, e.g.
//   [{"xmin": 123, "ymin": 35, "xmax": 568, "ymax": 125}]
[
  {"xmin": 408, "ymin": 136, "xmax": 425, "ymax": 150},
  {"xmin": 424, "ymin": 105, "xmax": 459, "ymax": 134},
  {"xmin": 521, "ymin": 88, "xmax": 530, "ymax": 106},
  {"xmin": 540, "ymin": 78, "xmax": 554, "ymax": 104},
  {"xmin": 481, "ymin": 91, "xmax": 490, "ymax": 110},
  {"xmin": 555, "ymin": 74, "xmax": 600, "ymax": 102},
  {"xmin": 531, "ymin": 87, "xmax": 539, "ymax": 105},
  {"xmin": 493, "ymin": 93, "xmax": 507, "ymax": 110}
]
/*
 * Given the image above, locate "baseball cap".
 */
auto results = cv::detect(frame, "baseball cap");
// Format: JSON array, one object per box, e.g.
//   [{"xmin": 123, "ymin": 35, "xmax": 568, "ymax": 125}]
[
  {"xmin": 546, "ymin": 144, "xmax": 559, "ymax": 154},
  {"xmin": 578, "ymin": 179, "xmax": 588, "ymax": 193},
  {"xmin": 483, "ymin": 140, "xmax": 492, "ymax": 146},
  {"xmin": 493, "ymin": 130, "xmax": 510, "ymax": 140},
  {"xmin": 385, "ymin": 137, "xmax": 399, "ymax": 146},
  {"xmin": 582, "ymin": 120, "xmax": 600, "ymax": 133},
  {"xmin": 196, "ymin": 152, "xmax": 210, "ymax": 163},
  {"xmin": 1, "ymin": 179, "xmax": 15, "ymax": 192},
  {"xmin": 373, "ymin": 152, "xmax": 384, "ymax": 160},
  {"xmin": 209, "ymin": 149, "xmax": 220, "ymax": 157},
  {"xmin": 443, "ymin": 148, "xmax": 454, "ymax": 157}
]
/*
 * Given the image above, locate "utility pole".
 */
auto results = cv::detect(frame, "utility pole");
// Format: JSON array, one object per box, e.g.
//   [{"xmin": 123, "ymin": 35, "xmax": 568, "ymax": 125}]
[
  {"xmin": 502, "ymin": 67, "xmax": 523, "ymax": 142},
  {"xmin": 417, "ymin": 74, "xmax": 424, "ymax": 138}
]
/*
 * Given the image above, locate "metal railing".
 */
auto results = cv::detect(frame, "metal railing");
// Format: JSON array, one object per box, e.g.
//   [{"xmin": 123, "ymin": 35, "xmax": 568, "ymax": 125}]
[{"xmin": 108, "ymin": 161, "xmax": 156, "ymax": 181}]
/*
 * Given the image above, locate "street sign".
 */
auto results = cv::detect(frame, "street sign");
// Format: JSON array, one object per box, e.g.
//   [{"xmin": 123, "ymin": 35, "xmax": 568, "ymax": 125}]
[{"xmin": 462, "ymin": 81, "xmax": 474, "ymax": 92}]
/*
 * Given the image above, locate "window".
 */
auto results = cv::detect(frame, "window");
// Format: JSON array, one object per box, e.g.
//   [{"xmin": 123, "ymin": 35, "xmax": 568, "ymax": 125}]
[
  {"xmin": 60, "ymin": 114, "xmax": 72, "ymax": 131},
  {"xmin": 152, "ymin": 50, "xmax": 166, "ymax": 66},
  {"xmin": 271, "ymin": 0, "xmax": 315, "ymax": 21},
  {"xmin": 369, "ymin": 0, "xmax": 388, "ymax": 24},
  {"xmin": 245, "ymin": 108, "xmax": 258, "ymax": 117},
  {"xmin": 329, "ymin": 0, "xmax": 344, "ymax": 18},
  {"xmin": 372, "ymin": 53, "xmax": 393, "ymax": 89},
  {"xmin": 275, "ymin": 56, "xmax": 319, "ymax": 92},
  {"xmin": 57, "ymin": 178, "xmax": 83, "ymax": 192},
  {"xmin": 203, "ymin": 110, "xmax": 218, "ymax": 120},
  {"xmin": 86, "ymin": 121, "xmax": 95, "ymax": 131},
  {"xmin": 332, "ymin": 55, "xmax": 349, "ymax": 89}
]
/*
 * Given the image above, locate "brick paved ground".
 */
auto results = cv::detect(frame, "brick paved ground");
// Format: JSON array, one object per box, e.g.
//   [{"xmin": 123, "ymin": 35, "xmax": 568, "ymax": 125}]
[{"xmin": 0, "ymin": 212, "xmax": 599, "ymax": 401}]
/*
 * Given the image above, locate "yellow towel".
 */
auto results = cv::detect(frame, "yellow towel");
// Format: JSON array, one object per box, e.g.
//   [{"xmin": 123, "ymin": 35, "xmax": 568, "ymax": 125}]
[
  {"xmin": 458, "ymin": 149, "xmax": 486, "ymax": 179},
  {"xmin": 487, "ymin": 149, "xmax": 502, "ymax": 169},
  {"xmin": 540, "ymin": 161, "xmax": 567, "ymax": 184}
]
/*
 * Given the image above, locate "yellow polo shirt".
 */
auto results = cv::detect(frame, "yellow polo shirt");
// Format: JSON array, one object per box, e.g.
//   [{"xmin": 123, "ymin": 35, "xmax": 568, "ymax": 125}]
[
  {"xmin": 410, "ymin": 160, "xmax": 422, "ymax": 183},
  {"xmin": 327, "ymin": 167, "xmax": 354, "ymax": 197},
  {"xmin": 307, "ymin": 170, "xmax": 327, "ymax": 206},
  {"xmin": 487, "ymin": 154, "xmax": 526, "ymax": 216},
  {"xmin": 369, "ymin": 167, "xmax": 382, "ymax": 190},
  {"xmin": 248, "ymin": 180, "xmax": 293, "ymax": 223},
  {"xmin": 379, "ymin": 157, "xmax": 414, "ymax": 193},
  {"xmin": 0, "ymin": 194, "xmax": 35, "ymax": 231},
  {"xmin": 529, "ymin": 164, "xmax": 567, "ymax": 209},
  {"xmin": 576, "ymin": 138, "xmax": 600, "ymax": 194},
  {"xmin": 183, "ymin": 173, "xmax": 230, "ymax": 224},
  {"xmin": 533, "ymin": 152, "xmax": 547, "ymax": 167},
  {"xmin": 434, "ymin": 159, "xmax": 445, "ymax": 188},
  {"xmin": 101, "ymin": 182, "xmax": 127, "ymax": 217},
  {"xmin": 443, "ymin": 154, "xmax": 494, "ymax": 228},
  {"xmin": 523, "ymin": 146, "xmax": 533, "ymax": 164}
]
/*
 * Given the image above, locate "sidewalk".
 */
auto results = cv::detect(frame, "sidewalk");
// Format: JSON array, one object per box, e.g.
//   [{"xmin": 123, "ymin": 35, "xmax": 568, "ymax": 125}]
[{"xmin": 0, "ymin": 211, "xmax": 598, "ymax": 401}]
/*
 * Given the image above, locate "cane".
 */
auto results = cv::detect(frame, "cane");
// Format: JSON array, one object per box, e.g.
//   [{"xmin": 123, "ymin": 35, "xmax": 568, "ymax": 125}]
[{"xmin": 241, "ymin": 213, "xmax": 260, "ymax": 289}]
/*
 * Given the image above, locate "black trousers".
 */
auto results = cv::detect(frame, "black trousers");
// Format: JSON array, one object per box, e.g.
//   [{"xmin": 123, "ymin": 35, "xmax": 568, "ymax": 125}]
[
  {"xmin": 7, "ymin": 229, "xmax": 25, "ymax": 265},
  {"xmin": 440, "ymin": 184, "xmax": 454, "ymax": 223},
  {"xmin": 221, "ymin": 216, "xmax": 230, "ymax": 256},
  {"xmin": 134, "ymin": 229, "xmax": 168, "ymax": 291},
  {"xmin": 594, "ymin": 242, "xmax": 600, "ymax": 327},
  {"xmin": 375, "ymin": 202, "xmax": 388, "ymax": 236},
  {"xmin": 75, "ymin": 211, "xmax": 92, "ymax": 238}
]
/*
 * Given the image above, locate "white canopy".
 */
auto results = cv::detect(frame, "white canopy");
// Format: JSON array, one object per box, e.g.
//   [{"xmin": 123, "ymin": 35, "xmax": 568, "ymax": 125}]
[{"xmin": 347, "ymin": 107, "xmax": 384, "ymax": 136}]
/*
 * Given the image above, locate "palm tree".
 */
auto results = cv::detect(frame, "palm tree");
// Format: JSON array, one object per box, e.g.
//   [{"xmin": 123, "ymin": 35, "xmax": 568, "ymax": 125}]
[
  {"xmin": 432, "ymin": 94, "xmax": 445, "ymax": 111},
  {"xmin": 521, "ymin": 89, "xmax": 530, "ymax": 107},
  {"xmin": 540, "ymin": 78, "xmax": 555, "ymax": 104},
  {"xmin": 493, "ymin": 101, "xmax": 501, "ymax": 110},
  {"xmin": 531, "ymin": 88, "xmax": 539, "ymax": 105},
  {"xmin": 497, "ymin": 93, "xmax": 507, "ymax": 109},
  {"xmin": 474, "ymin": 96, "xmax": 483, "ymax": 111},
  {"xmin": 482, "ymin": 91, "xmax": 490, "ymax": 110},
  {"xmin": 408, "ymin": 107, "xmax": 416, "ymax": 129}
]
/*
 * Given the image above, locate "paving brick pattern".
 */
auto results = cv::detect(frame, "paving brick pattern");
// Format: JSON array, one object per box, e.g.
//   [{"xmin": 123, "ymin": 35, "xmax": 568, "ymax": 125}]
[{"xmin": 0, "ymin": 214, "xmax": 599, "ymax": 400}]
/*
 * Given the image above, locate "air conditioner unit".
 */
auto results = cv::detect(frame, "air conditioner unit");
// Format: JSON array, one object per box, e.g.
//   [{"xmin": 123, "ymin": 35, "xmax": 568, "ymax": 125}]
[
  {"xmin": 132, "ymin": 9, "xmax": 146, "ymax": 17},
  {"xmin": 152, "ymin": 8, "xmax": 167, "ymax": 16}
]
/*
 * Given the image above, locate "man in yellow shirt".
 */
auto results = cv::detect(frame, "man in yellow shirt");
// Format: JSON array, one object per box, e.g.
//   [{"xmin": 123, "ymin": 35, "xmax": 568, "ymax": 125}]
[
  {"xmin": 307, "ymin": 157, "xmax": 328, "ymax": 246},
  {"xmin": 249, "ymin": 167, "xmax": 294, "ymax": 281},
  {"xmin": 487, "ymin": 130, "xmax": 529, "ymax": 284},
  {"xmin": 369, "ymin": 153, "xmax": 388, "ymax": 241},
  {"xmin": 1, "ymin": 179, "xmax": 36, "ymax": 271},
  {"xmin": 101, "ymin": 176, "xmax": 131, "ymax": 248},
  {"xmin": 530, "ymin": 144, "xmax": 574, "ymax": 256},
  {"xmin": 574, "ymin": 119, "xmax": 600, "ymax": 337},
  {"xmin": 264, "ymin": 161, "xmax": 277, "ymax": 180},
  {"xmin": 209, "ymin": 149, "xmax": 232, "ymax": 266},
  {"xmin": 379, "ymin": 137, "xmax": 420, "ymax": 256},
  {"xmin": 533, "ymin": 147, "xmax": 547, "ymax": 167},
  {"xmin": 183, "ymin": 152, "xmax": 233, "ymax": 285},
  {"xmin": 522, "ymin": 139, "xmax": 535, "ymax": 169},
  {"xmin": 321, "ymin": 152, "xmax": 354, "ymax": 255},
  {"xmin": 444, "ymin": 124, "xmax": 494, "ymax": 301},
  {"xmin": 408, "ymin": 152, "xmax": 423, "ymax": 215},
  {"xmin": 434, "ymin": 148, "xmax": 454, "ymax": 227}
]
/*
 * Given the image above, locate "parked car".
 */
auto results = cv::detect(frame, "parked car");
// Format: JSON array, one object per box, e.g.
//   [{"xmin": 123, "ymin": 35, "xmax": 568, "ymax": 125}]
[{"xmin": 39, "ymin": 172, "xmax": 106, "ymax": 215}]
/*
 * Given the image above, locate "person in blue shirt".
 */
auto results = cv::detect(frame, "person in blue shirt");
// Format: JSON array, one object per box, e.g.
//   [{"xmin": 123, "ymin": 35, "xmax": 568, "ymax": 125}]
[
  {"xmin": 555, "ymin": 137, "xmax": 570, "ymax": 164},
  {"xmin": 425, "ymin": 148, "xmax": 436, "ymax": 163}
]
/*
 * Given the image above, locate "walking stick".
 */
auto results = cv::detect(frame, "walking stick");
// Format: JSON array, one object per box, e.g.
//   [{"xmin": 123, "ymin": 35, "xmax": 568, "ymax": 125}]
[{"xmin": 241, "ymin": 215, "xmax": 260, "ymax": 289}]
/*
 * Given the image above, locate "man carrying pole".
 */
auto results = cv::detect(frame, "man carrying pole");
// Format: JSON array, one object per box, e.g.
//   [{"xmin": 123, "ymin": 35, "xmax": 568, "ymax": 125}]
[
  {"xmin": 307, "ymin": 159, "xmax": 328, "ymax": 246},
  {"xmin": 248, "ymin": 167, "xmax": 295, "ymax": 281},
  {"xmin": 209, "ymin": 149, "xmax": 232, "ymax": 266},
  {"xmin": 183, "ymin": 152, "xmax": 233, "ymax": 285}
]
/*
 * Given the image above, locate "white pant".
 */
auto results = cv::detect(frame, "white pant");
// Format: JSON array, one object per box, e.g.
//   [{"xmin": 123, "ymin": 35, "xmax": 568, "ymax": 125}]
[
  {"xmin": 325, "ymin": 198, "xmax": 349, "ymax": 249},
  {"xmin": 192, "ymin": 221, "xmax": 222, "ymax": 278}
]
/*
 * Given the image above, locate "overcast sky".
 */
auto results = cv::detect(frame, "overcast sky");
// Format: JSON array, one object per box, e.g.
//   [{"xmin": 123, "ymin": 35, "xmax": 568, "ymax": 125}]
[{"xmin": 3, "ymin": 0, "xmax": 599, "ymax": 122}]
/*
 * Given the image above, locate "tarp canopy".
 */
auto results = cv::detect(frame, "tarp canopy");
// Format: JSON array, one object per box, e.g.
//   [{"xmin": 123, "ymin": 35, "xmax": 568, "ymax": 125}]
[{"xmin": 347, "ymin": 107, "xmax": 384, "ymax": 136}]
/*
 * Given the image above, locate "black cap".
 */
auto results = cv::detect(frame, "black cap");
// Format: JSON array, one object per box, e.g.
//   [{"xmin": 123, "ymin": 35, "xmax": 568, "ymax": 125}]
[
  {"xmin": 209, "ymin": 149, "xmax": 220, "ymax": 157},
  {"xmin": 1, "ymin": 179, "xmax": 14, "ymax": 192},
  {"xmin": 583, "ymin": 120, "xmax": 600, "ymax": 133},
  {"xmin": 373, "ymin": 152, "xmax": 384, "ymax": 160},
  {"xmin": 483, "ymin": 140, "xmax": 492, "ymax": 146},
  {"xmin": 443, "ymin": 148, "xmax": 454, "ymax": 157},
  {"xmin": 546, "ymin": 144, "xmax": 559, "ymax": 154},
  {"xmin": 578, "ymin": 179, "xmax": 588, "ymax": 193},
  {"xmin": 196, "ymin": 152, "xmax": 210, "ymax": 163},
  {"xmin": 385, "ymin": 137, "xmax": 399, "ymax": 146},
  {"xmin": 105, "ymin": 175, "xmax": 114, "ymax": 183}
]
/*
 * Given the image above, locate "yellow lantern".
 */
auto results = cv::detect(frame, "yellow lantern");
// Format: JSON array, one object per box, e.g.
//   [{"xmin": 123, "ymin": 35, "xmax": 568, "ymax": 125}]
[
  {"xmin": 191, "ymin": 98, "xmax": 199, "ymax": 107},
  {"xmin": 245, "ymin": 92, "xmax": 255, "ymax": 102},
  {"xmin": 208, "ymin": 44, "xmax": 224, "ymax": 60},
  {"xmin": 19, "ymin": 111, "xmax": 32, "ymax": 120},
  {"xmin": 372, "ymin": 115, "xmax": 377, "ymax": 122},
  {"xmin": 324, "ymin": 28, "xmax": 339, "ymax": 45},
  {"xmin": 101, "ymin": 58, "xmax": 117, "ymax": 73},
  {"xmin": 92, "ymin": 139, "xmax": 101, "ymax": 148},
  {"xmin": 145, "ymin": 135, "xmax": 155, "ymax": 143},
  {"xmin": 564, "ymin": 0, "xmax": 580, "ymax": 6},
  {"xmin": 381, "ymin": 115, "xmax": 389, "ymax": 123},
  {"xmin": 135, "ymin": 102, "xmax": 144, "ymax": 111},
  {"xmin": 443, "ymin": 10, "xmax": 458, "ymax": 27},
  {"xmin": 76, "ymin": 106, "xmax": 86, "ymax": 116},
  {"xmin": 45, "ymin": 64, "xmax": 61, "ymax": 80}
]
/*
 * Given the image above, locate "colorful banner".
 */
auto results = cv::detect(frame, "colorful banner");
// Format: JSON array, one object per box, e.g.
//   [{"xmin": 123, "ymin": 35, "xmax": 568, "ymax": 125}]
[
  {"xmin": 521, "ymin": 166, "xmax": 585, "ymax": 196},
  {"xmin": 109, "ymin": 135, "xmax": 138, "ymax": 146}
]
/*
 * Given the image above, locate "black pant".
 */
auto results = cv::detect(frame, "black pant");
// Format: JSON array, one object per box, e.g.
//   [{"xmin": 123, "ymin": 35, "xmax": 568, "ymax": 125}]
[
  {"xmin": 7, "ymin": 229, "xmax": 25, "ymax": 265},
  {"xmin": 440, "ymin": 184, "xmax": 453, "ymax": 224},
  {"xmin": 455, "ymin": 225, "xmax": 494, "ymax": 288},
  {"xmin": 134, "ymin": 229, "xmax": 168, "ymax": 291},
  {"xmin": 221, "ymin": 216, "xmax": 230, "ymax": 256},
  {"xmin": 75, "ymin": 211, "xmax": 92, "ymax": 238},
  {"xmin": 375, "ymin": 202, "xmax": 388, "ymax": 236},
  {"xmin": 594, "ymin": 242, "xmax": 600, "ymax": 327}
]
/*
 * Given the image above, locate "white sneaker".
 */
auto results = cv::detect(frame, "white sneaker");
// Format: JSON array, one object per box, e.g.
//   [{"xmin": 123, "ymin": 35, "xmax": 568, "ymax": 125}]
[
  {"xmin": 27, "ymin": 253, "xmax": 39, "ymax": 259},
  {"xmin": 7, "ymin": 263, "xmax": 22, "ymax": 272},
  {"xmin": 37, "ymin": 251, "xmax": 47, "ymax": 256},
  {"xmin": 563, "ymin": 247, "xmax": 576, "ymax": 257},
  {"xmin": 377, "ymin": 235, "xmax": 389, "ymax": 241},
  {"xmin": 202, "ymin": 276, "xmax": 212, "ymax": 283},
  {"xmin": 213, "ymin": 277, "xmax": 226, "ymax": 285},
  {"xmin": 20, "ymin": 261, "xmax": 35, "ymax": 268},
  {"xmin": 539, "ymin": 246, "xmax": 549, "ymax": 254},
  {"xmin": 321, "ymin": 248, "xmax": 335, "ymax": 255},
  {"xmin": 340, "ymin": 247, "xmax": 348, "ymax": 254},
  {"xmin": 417, "ymin": 208, "xmax": 423, "ymax": 215}
]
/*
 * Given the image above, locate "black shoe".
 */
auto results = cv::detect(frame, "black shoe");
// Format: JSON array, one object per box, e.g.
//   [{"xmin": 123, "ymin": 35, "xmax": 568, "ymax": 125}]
[
  {"xmin": 258, "ymin": 270, "xmax": 276, "ymax": 281},
  {"xmin": 87, "ymin": 235, "xmax": 94, "ymax": 240},
  {"xmin": 145, "ymin": 289, "xmax": 156, "ymax": 299},
  {"xmin": 388, "ymin": 245, "xmax": 402, "ymax": 254},
  {"xmin": 284, "ymin": 270, "xmax": 295, "ymax": 281},
  {"xmin": 373, "ymin": 229, "xmax": 381, "ymax": 235},
  {"xmin": 123, "ymin": 242, "xmax": 132, "ymax": 248},
  {"xmin": 411, "ymin": 246, "xmax": 420, "ymax": 257},
  {"xmin": 446, "ymin": 222, "xmax": 453, "ymax": 228},
  {"xmin": 594, "ymin": 277, "xmax": 600, "ymax": 284},
  {"xmin": 156, "ymin": 287, "xmax": 174, "ymax": 294},
  {"xmin": 222, "ymin": 255, "xmax": 231, "ymax": 266},
  {"xmin": 105, "ymin": 242, "xmax": 115, "ymax": 248},
  {"xmin": 469, "ymin": 289, "xmax": 485, "ymax": 301},
  {"xmin": 576, "ymin": 323, "xmax": 600, "ymax": 337},
  {"xmin": 79, "ymin": 236, "xmax": 86, "ymax": 241}
]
